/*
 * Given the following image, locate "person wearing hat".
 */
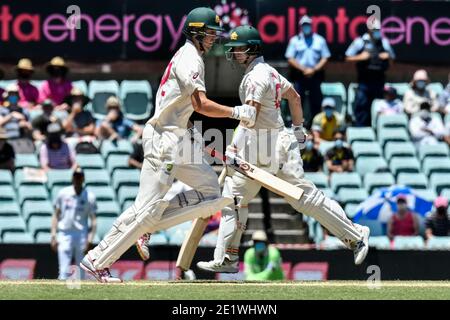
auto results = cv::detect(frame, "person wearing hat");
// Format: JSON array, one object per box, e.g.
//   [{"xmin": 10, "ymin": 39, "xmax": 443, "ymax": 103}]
[
  {"xmin": 243, "ymin": 231, "xmax": 284, "ymax": 281},
  {"xmin": 387, "ymin": 195, "xmax": 420, "ymax": 240},
  {"xmin": 32, "ymin": 99, "xmax": 63, "ymax": 141},
  {"xmin": 63, "ymin": 87, "xmax": 95, "ymax": 138},
  {"xmin": 0, "ymin": 127, "xmax": 15, "ymax": 172},
  {"xmin": 96, "ymin": 96, "xmax": 143, "ymax": 141},
  {"xmin": 51, "ymin": 167, "xmax": 97, "ymax": 280},
  {"xmin": 15, "ymin": 58, "xmax": 39, "ymax": 109},
  {"xmin": 39, "ymin": 122, "xmax": 77, "ymax": 171},
  {"xmin": 325, "ymin": 129, "xmax": 354, "ymax": 174},
  {"xmin": 375, "ymin": 85, "xmax": 403, "ymax": 116},
  {"xmin": 311, "ymin": 97, "xmax": 343, "ymax": 143},
  {"xmin": 0, "ymin": 84, "xmax": 32, "ymax": 140},
  {"xmin": 345, "ymin": 18, "xmax": 395, "ymax": 127},
  {"xmin": 39, "ymin": 56, "xmax": 73, "ymax": 107},
  {"xmin": 285, "ymin": 15, "xmax": 331, "ymax": 128},
  {"xmin": 409, "ymin": 100, "xmax": 445, "ymax": 147},
  {"xmin": 403, "ymin": 69, "xmax": 439, "ymax": 115},
  {"xmin": 425, "ymin": 196, "xmax": 450, "ymax": 240}
]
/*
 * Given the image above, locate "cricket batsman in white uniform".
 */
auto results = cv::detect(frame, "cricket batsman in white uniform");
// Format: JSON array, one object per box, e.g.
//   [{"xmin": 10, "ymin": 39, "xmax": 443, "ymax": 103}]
[
  {"xmin": 197, "ymin": 26, "xmax": 370, "ymax": 273},
  {"xmin": 80, "ymin": 7, "xmax": 257, "ymax": 283}
]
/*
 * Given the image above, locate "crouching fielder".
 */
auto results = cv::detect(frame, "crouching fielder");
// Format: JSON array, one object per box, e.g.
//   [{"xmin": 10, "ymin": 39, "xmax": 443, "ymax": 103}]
[
  {"xmin": 197, "ymin": 26, "xmax": 369, "ymax": 273},
  {"xmin": 80, "ymin": 8, "xmax": 257, "ymax": 283}
]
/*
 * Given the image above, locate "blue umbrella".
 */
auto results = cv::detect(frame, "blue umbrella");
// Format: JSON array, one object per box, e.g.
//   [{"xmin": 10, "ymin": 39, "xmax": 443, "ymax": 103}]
[{"xmin": 353, "ymin": 185, "xmax": 433, "ymax": 223}]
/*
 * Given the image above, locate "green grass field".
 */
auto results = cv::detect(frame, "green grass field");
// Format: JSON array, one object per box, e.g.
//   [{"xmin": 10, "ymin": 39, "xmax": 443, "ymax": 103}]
[{"xmin": 1, "ymin": 280, "xmax": 450, "ymax": 300}]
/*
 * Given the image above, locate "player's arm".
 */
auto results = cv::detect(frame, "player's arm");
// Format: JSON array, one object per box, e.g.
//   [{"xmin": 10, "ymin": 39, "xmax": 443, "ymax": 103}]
[
  {"xmin": 88, "ymin": 211, "xmax": 97, "ymax": 246},
  {"xmin": 282, "ymin": 86, "xmax": 304, "ymax": 126},
  {"xmin": 50, "ymin": 208, "xmax": 60, "ymax": 251}
]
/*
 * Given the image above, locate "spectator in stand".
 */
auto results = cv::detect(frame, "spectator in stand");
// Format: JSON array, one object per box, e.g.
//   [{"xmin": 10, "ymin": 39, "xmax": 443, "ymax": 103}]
[
  {"xmin": 39, "ymin": 123, "xmax": 77, "ymax": 171},
  {"xmin": 96, "ymin": 96, "xmax": 143, "ymax": 141},
  {"xmin": 63, "ymin": 88, "xmax": 94, "ymax": 138},
  {"xmin": 39, "ymin": 56, "xmax": 73, "ymax": 109},
  {"xmin": 409, "ymin": 101, "xmax": 445, "ymax": 147},
  {"xmin": 387, "ymin": 195, "xmax": 420, "ymax": 240},
  {"xmin": 0, "ymin": 67, "xmax": 4, "ymax": 104},
  {"xmin": 128, "ymin": 138, "xmax": 144, "ymax": 170},
  {"xmin": 403, "ymin": 69, "xmax": 439, "ymax": 115},
  {"xmin": 285, "ymin": 15, "xmax": 330, "ymax": 128},
  {"xmin": 0, "ymin": 128, "xmax": 15, "ymax": 172},
  {"xmin": 325, "ymin": 130, "xmax": 354, "ymax": 173},
  {"xmin": 244, "ymin": 231, "xmax": 284, "ymax": 281},
  {"xmin": 425, "ymin": 196, "xmax": 450, "ymax": 240},
  {"xmin": 345, "ymin": 18, "xmax": 395, "ymax": 127},
  {"xmin": 301, "ymin": 135, "xmax": 324, "ymax": 172},
  {"xmin": 15, "ymin": 58, "xmax": 39, "ymax": 110},
  {"xmin": 375, "ymin": 85, "xmax": 403, "ymax": 116},
  {"xmin": 32, "ymin": 99, "xmax": 63, "ymax": 141},
  {"xmin": 438, "ymin": 73, "xmax": 450, "ymax": 115},
  {"xmin": 311, "ymin": 97, "xmax": 343, "ymax": 143}
]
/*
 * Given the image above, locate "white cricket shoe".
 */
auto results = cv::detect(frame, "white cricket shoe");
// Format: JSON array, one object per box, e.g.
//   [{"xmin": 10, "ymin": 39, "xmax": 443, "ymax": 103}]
[
  {"xmin": 135, "ymin": 233, "xmax": 151, "ymax": 261},
  {"xmin": 80, "ymin": 255, "xmax": 122, "ymax": 283},
  {"xmin": 197, "ymin": 258, "xmax": 239, "ymax": 273},
  {"xmin": 353, "ymin": 225, "xmax": 370, "ymax": 265}
]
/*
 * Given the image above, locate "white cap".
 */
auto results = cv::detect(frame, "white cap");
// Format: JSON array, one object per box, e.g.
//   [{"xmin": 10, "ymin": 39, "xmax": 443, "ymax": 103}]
[
  {"xmin": 299, "ymin": 15, "xmax": 312, "ymax": 25},
  {"xmin": 322, "ymin": 97, "xmax": 336, "ymax": 109},
  {"xmin": 252, "ymin": 230, "xmax": 268, "ymax": 242},
  {"xmin": 367, "ymin": 17, "xmax": 381, "ymax": 30}
]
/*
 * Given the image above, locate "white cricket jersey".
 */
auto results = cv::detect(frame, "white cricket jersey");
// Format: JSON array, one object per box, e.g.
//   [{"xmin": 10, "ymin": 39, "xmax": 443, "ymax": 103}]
[
  {"xmin": 239, "ymin": 56, "xmax": 292, "ymax": 130},
  {"xmin": 54, "ymin": 186, "xmax": 96, "ymax": 233},
  {"xmin": 147, "ymin": 40, "xmax": 206, "ymax": 133}
]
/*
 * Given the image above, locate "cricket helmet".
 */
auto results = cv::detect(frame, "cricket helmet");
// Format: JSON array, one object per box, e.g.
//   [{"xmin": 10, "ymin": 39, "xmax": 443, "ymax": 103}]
[
  {"xmin": 183, "ymin": 7, "xmax": 224, "ymax": 37},
  {"xmin": 225, "ymin": 25, "xmax": 262, "ymax": 61}
]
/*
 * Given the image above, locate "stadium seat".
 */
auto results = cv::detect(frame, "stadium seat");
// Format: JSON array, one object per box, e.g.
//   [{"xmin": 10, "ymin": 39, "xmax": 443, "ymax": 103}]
[
  {"xmin": 96, "ymin": 216, "xmax": 116, "ymax": 238},
  {"xmin": 0, "ymin": 169, "xmax": 13, "ymax": 185},
  {"xmin": 75, "ymin": 154, "xmax": 105, "ymax": 169},
  {"xmin": 440, "ymin": 188, "xmax": 450, "ymax": 199},
  {"xmin": 83, "ymin": 169, "xmax": 111, "ymax": 186},
  {"xmin": 106, "ymin": 154, "xmax": 130, "ymax": 173},
  {"xmin": 0, "ymin": 185, "xmax": 16, "ymax": 202},
  {"xmin": 378, "ymin": 128, "xmax": 410, "ymax": 148},
  {"xmin": 0, "ymin": 216, "xmax": 26, "ymax": 237},
  {"xmin": 122, "ymin": 200, "xmax": 134, "ymax": 212},
  {"xmin": 414, "ymin": 189, "xmax": 438, "ymax": 202},
  {"xmin": 100, "ymin": 140, "xmax": 133, "ymax": 160},
  {"xmin": 427, "ymin": 237, "xmax": 450, "ymax": 250},
  {"xmin": 72, "ymin": 80, "xmax": 88, "ymax": 94},
  {"xmin": 35, "ymin": 231, "xmax": 52, "ymax": 244},
  {"xmin": 430, "ymin": 173, "xmax": 450, "ymax": 194},
  {"xmin": 344, "ymin": 203, "xmax": 360, "ymax": 219},
  {"xmin": 17, "ymin": 185, "xmax": 49, "ymax": 205},
  {"xmin": 96, "ymin": 201, "xmax": 121, "ymax": 217},
  {"xmin": 148, "ymin": 232, "xmax": 168, "ymax": 245},
  {"xmin": 14, "ymin": 169, "xmax": 45, "ymax": 189},
  {"xmin": 346, "ymin": 127, "xmax": 376, "ymax": 145},
  {"xmin": 389, "ymin": 157, "xmax": 421, "ymax": 177},
  {"xmin": 120, "ymin": 80, "xmax": 154, "ymax": 121},
  {"xmin": 46, "ymin": 169, "xmax": 73, "ymax": 189},
  {"xmin": 364, "ymin": 172, "xmax": 395, "ymax": 194},
  {"xmin": 87, "ymin": 186, "xmax": 116, "ymax": 202},
  {"xmin": 445, "ymin": 113, "xmax": 450, "ymax": 124},
  {"xmin": 355, "ymin": 157, "xmax": 388, "ymax": 176},
  {"xmin": 88, "ymin": 80, "xmax": 120, "ymax": 118},
  {"xmin": 427, "ymin": 82, "xmax": 444, "ymax": 95},
  {"xmin": 397, "ymin": 173, "xmax": 428, "ymax": 190},
  {"xmin": 329, "ymin": 173, "xmax": 362, "ymax": 193},
  {"xmin": 0, "ymin": 201, "xmax": 20, "ymax": 217},
  {"xmin": 422, "ymin": 157, "xmax": 450, "ymax": 177},
  {"xmin": 385, "ymin": 82, "xmax": 410, "ymax": 98},
  {"xmin": 392, "ymin": 236, "xmax": 425, "ymax": 249},
  {"xmin": 337, "ymin": 188, "xmax": 368, "ymax": 205},
  {"xmin": 51, "ymin": 185, "xmax": 66, "ymax": 202},
  {"xmin": 369, "ymin": 236, "xmax": 391, "ymax": 249},
  {"xmin": 320, "ymin": 82, "xmax": 346, "ymax": 113},
  {"xmin": 112, "ymin": 169, "xmax": 140, "ymax": 190},
  {"xmin": 352, "ymin": 142, "xmax": 383, "ymax": 159},
  {"xmin": 15, "ymin": 154, "xmax": 39, "ymax": 169},
  {"xmin": 303, "ymin": 172, "xmax": 328, "ymax": 189},
  {"xmin": 376, "ymin": 113, "xmax": 409, "ymax": 132},
  {"xmin": 320, "ymin": 188, "xmax": 335, "ymax": 200},
  {"xmin": 27, "ymin": 216, "xmax": 51, "ymax": 238},
  {"xmin": 165, "ymin": 221, "xmax": 192, "ymax": 238},
  {"xmin": 318, "ymin": 140, "xmax": 335, "ymax": 156},
  {"xmin": 359, "ymin": 219, "xmax": 384, "ymax": 237},
  {"xmin": 2, "ymin": 231, "xmax": 34, "ymax": 244},
  {"xmin": 384, "ymin": 142, "xmax": 416, "ymax": 161},
  {"xmin": 22, "ymin": 200, "xmax": 53, "ymax": 222},
  {"xmin": 168, "ymin": 232, "xmax": 185, "ymax": 245},
  {"xmin": 418, "ymin": 143, "xmax": 449, "ymax": 162},
  {"xmin": 117, "ymin": 186, "xmax": 139, "ymax": 206},
  {"xmin": 321, "ymin": 236, "xmax": 346, "ymax": 250}
]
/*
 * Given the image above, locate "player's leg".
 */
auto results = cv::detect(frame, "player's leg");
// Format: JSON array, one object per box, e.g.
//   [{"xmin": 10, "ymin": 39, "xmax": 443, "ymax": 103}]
[
  {"xmin": 57, "ymin": 232, "xmax": 72, "ymax": 280},
  {"xmin": 74, "ymin": 232, "xmax": 87, "ymax": 280}
]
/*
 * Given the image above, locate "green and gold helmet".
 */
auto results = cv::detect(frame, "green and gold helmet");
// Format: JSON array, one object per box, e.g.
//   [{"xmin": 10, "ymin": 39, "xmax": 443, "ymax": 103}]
[
  {"xmin": 183, "ymin": 7, "xmax": 224, "ymax": 37},
  {"xmin": 225, "ymin": 25, "xmax": 262, "ymax": 61}
]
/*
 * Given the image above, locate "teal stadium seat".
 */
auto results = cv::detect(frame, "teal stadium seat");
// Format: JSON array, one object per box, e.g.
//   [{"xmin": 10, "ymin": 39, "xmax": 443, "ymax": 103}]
[
  {"xmin": 0, "ymin": 170, "xmax": 13, "ymax": 185},
  {"xmin": 87, "ymin": 186, "xmax": 116, "ymax": 202},
  {"xmin": 112, "ymin": 169, "xmax": 140, "ymax": 191},
  {"xmin": 122, "ymin": 200, "xmax": 134, "ymax": 211},
  {"xmin": 22, "ymin": 200, "xmax": 53, "ymax": 222},
  {"xmin": 51, "ymin": 186, "xmax": 66, "ymax": 202},
  {"xmin": 27, "ymin": 216, "xmax": 51, "ymax": 238},
  {"xmin": 17, "ymin": 185, "xmax": 48, "ymax": 205},
  {"xmin": 440, "ymin": 188, "xmax": 450, "ymax": 199},
  {"xmin": 418, "ymin": 143, "xmax": 449, "ymax": 162},
  {"xmin": 346, "ymin": 127, "xmax": 376, "ymax": 145},
  {"xmin": 344, "ymin": 203, "xmax": 360, "ymax": 219},
  {"xmin": 369, "ymin": 236, "xmax": 391, "ymax": 249},
  {"xmin": 106, "ymin": 154, "xmax": 130, "ymax": 173},
  {"xmin": 0, "ymin": 185, "xmax": 16, "ymax": 202},
  {"xmin": 427, "ymin": 82, "xmax": 444, "ymax": 96},
  {"xmin": 364, "ymin": 172, "xmax": 395, "ymax": 194},
  {"xmin": 376, "ymin": 114, "xmax": 409, "ymax": 133},
  {"xmin": 96, "ymin": 216, "xmax": 116, "ymax": 238},
  {"xmin": 330, "ymin": 173, "xmax": 362, "ymax": 193},
  {"xmin": 385, "ymin": 82, "xmax": 410, "ymax": 98},
  {"xmin": 352, "ymin": 142, "xmax": 383, "ymax": 159},
  {"xmin": 100, "ymin": 140, "xmax": 133, "ymax": 160},
  {"xmin": 318, "ymin": 141, "xmax": 335, "ymax": 156},
  {"xmin": 120, "ymin": 80, "xmax": 154, "ymax": 121},
  {"xmin": 15, "ymin": 154, "xmax": 39, "ymax": 169},
  {"xmin": 445, "ymin": 113, "xmax": 450, "ymax": 124},
  {"xmin": 392, "ymin": 236, "xmax": 425, "ymax": 249},
  {"xmin": 303, "ymin": 172, "xmax": 328, "ymax": 189},
  {"xmin": 117, "ymin": 186, "xmax": 139, "ymax": 207},
  {"xmin": 356, "ymin": 157, "xmax": 388, "ymax": 176},
  {"xmin": 389, "ymin": 157, "xmax": 421, "ymax": 177},
  {"xmin": 0, "ymin": 201, "xmax": 20, "ymax": 217},
  {"xmin": 96, "ymin": 201, "xmax": 120, "ymax": 217},
  {"xmin": 347, "ymin": 83, "xmax": 358, "ymax": 119},
  {"xmin": 76, "ymin": 154, "xmax": 105, "ymax": 170},
  {"xmin": 88, "ymin": 80, "xmax": 120, "ymax": 118},
  {"xmin": 46, "ymin": 169, "xmax": 73, "ymax": 189},
  {"xmin": 414, "ymin": 189, "xmax": 437, "ymax": 202},
  {"xmin": 359, "ymin": 219, "xmax": 384, "ymax": 236},
  {"xmin": 397, "ymin": 173, "xmax": 428, "ymax": 190},
  {"xmin": 422, "ymin": 158, "xmax": 450, "ymax": 177},
  {"xmin": 2, "ymin": 231, "xmax": 34, "ymax": 244},
  {"xmin": 83, "ymin": 169, "xmax": 111, "ymax": 187},
  {"xmin": 430, "ymin": 173, "xmax": 450, "ymax": 194},
  {"xmin": 378, "ymin": 128, "xmax": 410, "ymax": 148},
  {"xmin": 0, "ymin": 216, "xmax": 26, "ymax": 237},
  {"xmin": 337, "ymin": 188, "xmax": 368, "ymax": 205},
  {"xmin": 35, "ymin": 231, "xmax": 52, "ymax": 244},
  {"xmin": 148, "ymin": 232, "xmax": 169, "ymax": 245},
  {"xmin": 384, "ymin": 142, "xmax": 416, "ymax": 161},
  {"xmin": 427, "ymin": 237, "xmax": 450, "ymax": 250},
  {"xmin": 320, "ymin": 82, "xmax": 346, "ymax": 113},
  {"xmin": 14, "ymin": 169, "xmax": 45, "ymax": 189},
  {"xmin": 72, "ymin": 80, "xmax": 88, "ymax": 94}
]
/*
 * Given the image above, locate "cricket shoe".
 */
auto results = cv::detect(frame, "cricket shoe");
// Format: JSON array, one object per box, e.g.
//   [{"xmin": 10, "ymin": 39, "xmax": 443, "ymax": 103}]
[
  {"xmin": 353, "ymin": 225, "xmax": 370, "ymax": 265},
  {"xmin": 197, "ymin": 258, "xmax": 239, "ymax": 273},
  {"xmin": 80, "ymin": 255, "xmax": 122, "ymax": 283},
  {"xmin": 135, "ymin": 233, "xmax": 151, "ymax": 261}
]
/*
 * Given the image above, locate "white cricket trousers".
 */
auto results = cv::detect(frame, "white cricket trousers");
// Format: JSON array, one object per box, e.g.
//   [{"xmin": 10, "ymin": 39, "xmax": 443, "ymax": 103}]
[{"xmin": 57, "ymin": 230, "xmax": 87, "ymax": 280}]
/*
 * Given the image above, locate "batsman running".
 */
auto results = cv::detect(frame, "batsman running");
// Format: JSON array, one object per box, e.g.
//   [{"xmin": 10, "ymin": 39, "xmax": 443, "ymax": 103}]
[
  {"xmin": 80, "ymin": 7, "xmax": 257, "ymax": 283},
  {"xmin": 193, "ymin": 25, "xmax": 370, "ymax": 273}
]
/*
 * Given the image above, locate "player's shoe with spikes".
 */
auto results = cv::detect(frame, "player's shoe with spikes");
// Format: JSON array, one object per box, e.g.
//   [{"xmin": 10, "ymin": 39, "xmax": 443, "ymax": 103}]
[
  {"xmin": 135, "ymin": 233, "xmax": 151, "ymax": 261},
  {"xmin": 353, "ymin": 225, "xmax": 370, "ymax": 265},
  {"xmin": 80, "ymin": 255, "xmax": 122, "ymax": 283},
  {"xmin": 197, "ymin": 258, "xmax": 239, "ymax": 273}
]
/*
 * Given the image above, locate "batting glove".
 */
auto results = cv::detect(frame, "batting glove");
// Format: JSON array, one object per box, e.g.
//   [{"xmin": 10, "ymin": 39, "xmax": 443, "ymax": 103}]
[
  {"xmin": 292, "ymin": 124, "xmax": 308, "ymax": 150},
  {"xmin": 231, "ymin": 104, "xmax": 257, "ymax": 128}
]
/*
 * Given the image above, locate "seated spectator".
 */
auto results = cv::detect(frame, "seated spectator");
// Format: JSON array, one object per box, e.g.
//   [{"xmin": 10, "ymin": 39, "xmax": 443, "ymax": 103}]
[
  {"xmin": 39, "ymin": 56, "xmax": 73, "ymax": 109},
  {"xmin": 387, "ymin": 195, "xmax": 420, "ymax": 240},
  {"xmin": 63, "ymin": 88, "xmax": 94, "ymax": 137},
  {"xmin": 425, "ymin": 196, "xmax": 450, "ymax": 240},
  {"xmin": 438, "ymin": 73, "xmax": 450, "ymax": 115},
  {"xmin": 409, "ymin": 101, "xmax": 445, "ymax": 147},
  {"xmin": 0, "ymin": 128, "xmax": 15, "ymax": 172},
  {"xmin": 403, "ymin": 69, "xmax": 439, "ymax": 115},
  {"xmin": 96, "ymin": 96, "xmax": 143, "ymax": 141},
  {"xmin": 244, "ymin": 231, "xmax": 284, "ymax": 281},
  {"xmin": 0, "ymin": 67, "xmax": 4, "ymax": 104},
  {"xmin": 301, "ymin": 135, "xmax": 324, "ymax": 172},
  {"xmin": 39, "ymin": 123, "xmax": 77, "ymax": 171},
  {"xmin": 129, "ymin": 138, "xmax": 143, "ymax": 170},
  {"xmin": 15, "ymin": 58, "xmax": 39, "ymax": 110},
  {"xmin": 325, "ymin": 130, "xmax": 354, "ymax": 173},
  {"xmin": 32, "ymin": 99, "xmax": 63, "ymax": 141},
  {"xmin": 375, "ymin": 85, "xmax": 403, "ymax": 116},
  {"xmin": 312, "ymin": 97, "xmax": 343, "ymax": 143}
]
